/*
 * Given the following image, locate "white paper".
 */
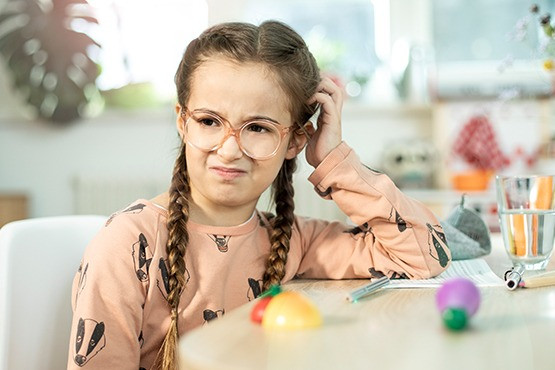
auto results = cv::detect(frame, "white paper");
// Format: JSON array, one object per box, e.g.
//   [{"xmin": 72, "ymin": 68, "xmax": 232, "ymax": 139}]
[{"xmin": 385, "ymin": 259, "xmax": 504, "ymax": 288}]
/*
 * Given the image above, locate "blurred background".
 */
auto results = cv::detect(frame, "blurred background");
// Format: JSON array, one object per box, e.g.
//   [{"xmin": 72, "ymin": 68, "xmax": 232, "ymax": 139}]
[{"xmin": 1, "ymin": 0, "xmax": 555, "ymax": 231}]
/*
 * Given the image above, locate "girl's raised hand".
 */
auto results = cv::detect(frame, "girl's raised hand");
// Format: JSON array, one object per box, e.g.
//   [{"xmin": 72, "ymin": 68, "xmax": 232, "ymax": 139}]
[{"xmin": 304, "ymin": 76, "xmax": 343, "ymax": 168}]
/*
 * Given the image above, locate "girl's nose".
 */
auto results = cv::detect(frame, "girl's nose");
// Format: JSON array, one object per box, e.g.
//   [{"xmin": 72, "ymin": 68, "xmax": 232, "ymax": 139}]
[{"xmin": 216, "ymin": 134, "xmax": 244, "ymax": 161}]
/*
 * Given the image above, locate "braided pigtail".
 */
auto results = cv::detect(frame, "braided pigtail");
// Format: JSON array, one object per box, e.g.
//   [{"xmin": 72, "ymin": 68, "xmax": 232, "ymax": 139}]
[
  {"xmin": 154, "ymin": 144, "xmax": 190, "ymax": 370},
  {"xmin": 262, "ymin": 158, "xmax": 297, "ymax": 290}
]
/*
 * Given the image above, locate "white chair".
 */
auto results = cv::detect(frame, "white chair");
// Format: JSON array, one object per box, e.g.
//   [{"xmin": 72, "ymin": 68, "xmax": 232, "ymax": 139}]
[{"xmin": 0, "ymin": 215, "xmax": 107, "ymax": 370}]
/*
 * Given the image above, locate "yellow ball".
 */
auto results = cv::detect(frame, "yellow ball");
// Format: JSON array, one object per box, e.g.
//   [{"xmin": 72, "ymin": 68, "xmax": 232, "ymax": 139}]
[
  {"xmin": 543, "ymin": 59, "xmax": 554, "ymax": 71},
  {"xmin": 261, "ymin": 291, "xmax": 322, "ymax": 330}
]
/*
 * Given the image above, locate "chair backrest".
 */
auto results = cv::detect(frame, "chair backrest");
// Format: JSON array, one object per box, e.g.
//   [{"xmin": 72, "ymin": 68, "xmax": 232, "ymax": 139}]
[{"xmin": 0, "ymin": 215, "xmax": 107, "ymax": 370}]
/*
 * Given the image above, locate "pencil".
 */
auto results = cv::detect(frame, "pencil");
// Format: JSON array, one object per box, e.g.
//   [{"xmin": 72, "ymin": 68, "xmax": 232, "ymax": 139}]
[
  {"xmin": 519, "ymin": 270, "xmax": 555, "ymax": 289},
  {"xmin": 346, "ymin": 276, "xmax": 390, "ymax": 302}
]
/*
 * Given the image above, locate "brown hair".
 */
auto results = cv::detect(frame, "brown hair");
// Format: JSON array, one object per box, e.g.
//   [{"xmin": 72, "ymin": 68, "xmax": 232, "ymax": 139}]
[{"xmin": 155, "ymin": 20, "xmax": 320, "ymax": 369}]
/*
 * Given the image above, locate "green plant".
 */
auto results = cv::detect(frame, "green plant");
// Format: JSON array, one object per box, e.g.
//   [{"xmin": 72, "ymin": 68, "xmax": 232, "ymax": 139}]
[{"xmin": 0, "ymin": 0, "xmax": 101, "ymax": 123}]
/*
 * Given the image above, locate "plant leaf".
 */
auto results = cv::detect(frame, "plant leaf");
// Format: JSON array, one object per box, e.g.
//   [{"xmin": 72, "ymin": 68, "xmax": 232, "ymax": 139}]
[{"xmin": 0, "ymin": 0, "xmax": 101, "ymax": 123}]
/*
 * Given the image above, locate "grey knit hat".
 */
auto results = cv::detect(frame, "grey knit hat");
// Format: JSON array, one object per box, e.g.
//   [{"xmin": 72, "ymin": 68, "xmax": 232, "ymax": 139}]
[{"xmin": 441, "ymin": 195, "xmax": 492, "ymax": 260}]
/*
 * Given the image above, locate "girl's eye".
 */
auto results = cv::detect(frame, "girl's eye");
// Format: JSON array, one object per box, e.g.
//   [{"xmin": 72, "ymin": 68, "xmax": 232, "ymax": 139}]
[
  {"xmin": 248, "ymin": 124, "xmax": 264, "ymax": 133},
  {"xmin": 246, "ymin": 123, "xmax": 271, "ymax": 133},
  {"xmin": 198, "ymin": 117, "xmax": 220, "ymax": 127}
]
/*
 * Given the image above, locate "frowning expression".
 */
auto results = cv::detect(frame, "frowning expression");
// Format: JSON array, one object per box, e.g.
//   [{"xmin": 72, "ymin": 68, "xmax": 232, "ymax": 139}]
[{"xmin": 178, "ymin": 58, "xmax": 300, "ymax": 213}]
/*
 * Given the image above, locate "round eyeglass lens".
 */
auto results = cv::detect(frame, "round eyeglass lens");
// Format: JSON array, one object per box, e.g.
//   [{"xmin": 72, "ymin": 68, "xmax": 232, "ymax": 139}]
[
  {"xmin": 240, "ymin": 121, "xmax": 281, "ymax": 158},
  {"xmin": 186, "ymin": 113, "xmax": 224, "ymax": 150}
]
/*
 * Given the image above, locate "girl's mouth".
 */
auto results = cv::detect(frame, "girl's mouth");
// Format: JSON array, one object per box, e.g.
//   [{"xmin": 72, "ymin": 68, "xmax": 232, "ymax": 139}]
[{"xmin": 210, "ymin": 166, "xmax": 247, "ymax": 180}]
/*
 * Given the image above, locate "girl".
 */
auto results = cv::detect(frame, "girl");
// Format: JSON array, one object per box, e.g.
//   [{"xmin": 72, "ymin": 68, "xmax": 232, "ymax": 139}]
[{"xmin": 67, "ymin": 21, "xmax": 450, "ymax": 370}]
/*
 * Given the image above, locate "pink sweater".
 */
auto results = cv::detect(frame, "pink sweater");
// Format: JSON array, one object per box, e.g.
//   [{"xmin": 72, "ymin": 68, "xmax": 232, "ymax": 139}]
[{"xmin": 67, "ymin": 142, "xmax": 450, "ymax": 369}]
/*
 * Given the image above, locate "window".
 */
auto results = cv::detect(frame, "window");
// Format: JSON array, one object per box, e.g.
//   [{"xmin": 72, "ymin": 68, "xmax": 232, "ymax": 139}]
[
  {"xmin": 242, "ymin": 0, "xmax": 379, "ymax": 97},
  {"xmin": 432, "ymin": 0, "xmax": 555, "ymax": 63},
  {"xmin": 89, "ymin": 0, "xmax": 208, "ymax": 97},
  {"xmin": 431, "ymin": 0, "xmax": 555, "ymax": 99}
]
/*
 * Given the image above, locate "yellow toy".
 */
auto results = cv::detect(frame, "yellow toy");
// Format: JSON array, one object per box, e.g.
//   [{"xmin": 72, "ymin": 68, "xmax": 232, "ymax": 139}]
[{"xmin": 261, "ymin": 291, "xmax": 322, "ymax": 330}]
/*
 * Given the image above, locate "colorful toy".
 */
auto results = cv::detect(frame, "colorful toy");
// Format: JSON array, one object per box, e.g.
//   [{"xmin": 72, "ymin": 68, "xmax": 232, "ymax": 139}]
[
  {"xmin": 250, "ymin": 296, "xmax": 272, "ymax": 324},
  {"xmin": 262, "ymin": 291, "xmax": 322, "ymax": 329},
  {"xmin": 250, "ymin": 286, "xmax": 322, "ymax": 330},
  {"xmin": 249, "ymin": 284, "xmax": 282, "ymax": 324},
  {"xmin": 436, "ymin": 278, "xmax": 480, "ymax": 331}
]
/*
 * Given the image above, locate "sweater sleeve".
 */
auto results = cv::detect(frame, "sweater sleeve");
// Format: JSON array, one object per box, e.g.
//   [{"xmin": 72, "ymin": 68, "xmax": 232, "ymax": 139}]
[
  {"xmin": 67, "ymin": 212, "xmax": 152, "ymax": 370},
  {"xmin": 293, "ymin": 142, "xmax": 450, "ymax": 280}
]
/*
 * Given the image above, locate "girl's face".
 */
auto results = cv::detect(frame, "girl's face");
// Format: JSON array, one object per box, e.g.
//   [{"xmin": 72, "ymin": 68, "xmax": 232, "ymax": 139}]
[{"xmin": 177, "ymin": 57, "xmax": 304, "ymax": 215}]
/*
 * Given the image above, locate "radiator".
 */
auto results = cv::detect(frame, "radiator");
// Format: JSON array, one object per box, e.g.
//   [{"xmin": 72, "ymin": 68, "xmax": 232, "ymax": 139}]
[
  {"xmin": 72, "ymin": 171, "xmax": 345, "ymax": 222},
  {"xmin": 254, "ymin": 159, "xmax": 346, "ymax": 222},
  {"xmin": 258, "ymin": 175, "xmax": 346, "ymax": 222},
  {"xmin": 72, "ymin": 176, "xmax": 170, "ymax": 216}
]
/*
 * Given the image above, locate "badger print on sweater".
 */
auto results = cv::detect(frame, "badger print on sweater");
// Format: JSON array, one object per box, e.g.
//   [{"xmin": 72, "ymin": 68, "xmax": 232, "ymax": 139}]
[
  {"xmin": 344, "ymin": 222, "xmax": 370, "ymax": 240},
  {"xmin": 157, "ymin": 258, "xmax": 170, "ymax": 300},
  {"xmin": 368, "ymin": 267, "xmax": 408, "ymax": 280},
  {"xmin": 426, "ymin": 223, "xmax": 449, "ymax": 268},
  {"xmin": 390, "ymin": 271, "xmax": 409, "ymax": 279},
  {"xmin": 105, "ymin": 203, "xmax": 146, "ymax": 226},
  {"xmin": 203, "ymin": 309, "xmax": 225, "ymax": 323},
  {"xmin": 156, "ymin": 258, "xmax": 190, "ymax": 301},
  {"xmin": 247, "ymin": 278, "xmax": 263, "ymax": 300},
  {"xmin": 132, "ymin": 233, "xmax": 152, "ymax": 282},
  {"xmin": 368, "ymin": 267, "xmax": 385, "ymax": 278},
  {"xmin": 208, "ymin": 234, "xmax": 231, "ymax": 252},
  {"xmin": 75, "ymin": 262, "xmax": 89, "ymax": 306},
  {"xmin": 73, "ymin": 318, "xmax": 106, "ymax": 367},
  {"xmin": 388, "ymin": 207, "xmax": 412, "ymax": 232}
]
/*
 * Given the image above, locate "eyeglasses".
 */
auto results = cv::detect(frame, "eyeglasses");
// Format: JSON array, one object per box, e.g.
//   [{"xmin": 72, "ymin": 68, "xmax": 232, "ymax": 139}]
[{"xmin": 181, "ymin": 107, "xmax": 293, "ymax": 160}]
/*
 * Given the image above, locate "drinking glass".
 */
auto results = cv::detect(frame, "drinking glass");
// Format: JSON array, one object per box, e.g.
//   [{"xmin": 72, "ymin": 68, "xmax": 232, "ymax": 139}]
[{"xmin": 496, "ymin": 175, "xmax": 555, "ymax": 271}]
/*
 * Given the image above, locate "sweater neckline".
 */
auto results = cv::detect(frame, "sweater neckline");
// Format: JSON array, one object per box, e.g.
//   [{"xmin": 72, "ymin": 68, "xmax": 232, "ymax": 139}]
[{"xmin": 136, "ymin": 199, "xmax": 260, "ymax": 236}]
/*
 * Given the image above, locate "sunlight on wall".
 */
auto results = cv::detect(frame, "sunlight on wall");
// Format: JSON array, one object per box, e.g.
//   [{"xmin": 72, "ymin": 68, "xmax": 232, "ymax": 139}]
[
  {"xmin": 371, "ymin": 0, "xmax": 390, "ymax": 62},
  {"xmin": 88, "ymin": 0, "xmax": 208, "ymax": 97}
]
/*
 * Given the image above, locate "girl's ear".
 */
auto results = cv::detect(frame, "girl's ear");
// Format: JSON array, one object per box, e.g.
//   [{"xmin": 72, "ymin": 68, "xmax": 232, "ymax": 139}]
[
  {"xmin": 285, "ymin": 121, "xmax": 314, "ymax": 159},
  {"xmin": 175, "ymin": 104, "xmax": 186, "ymax": 140}
]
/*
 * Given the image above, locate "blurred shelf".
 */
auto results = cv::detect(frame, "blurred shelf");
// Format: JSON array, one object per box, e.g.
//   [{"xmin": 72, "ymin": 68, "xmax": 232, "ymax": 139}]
[
  {"xmin": 403, "ymin": 188, "xmax": 499, "ymax": 230},
  {"xmin": 403, "ymin": 188, "xmax": 496, "ymax": 204},
  {"xmin": 343, "ymin": 100, "xmax": 432, "ymax": 116},
  {"xmin": 0, "ymin": 194, "xmax": 28, "ymax": 228}
]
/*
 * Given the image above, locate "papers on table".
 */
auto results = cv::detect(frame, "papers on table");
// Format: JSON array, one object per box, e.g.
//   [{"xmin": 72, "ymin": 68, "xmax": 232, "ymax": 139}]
[{"xmin": 386, "ymin": 259, "xmax": 504, "ymax": 288}]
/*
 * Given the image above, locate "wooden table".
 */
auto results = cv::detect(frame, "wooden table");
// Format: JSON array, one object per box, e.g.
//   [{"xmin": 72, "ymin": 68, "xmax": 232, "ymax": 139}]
[{"xmin": 179, "ymin": 236, "xmax": 555, "ymax": 370}]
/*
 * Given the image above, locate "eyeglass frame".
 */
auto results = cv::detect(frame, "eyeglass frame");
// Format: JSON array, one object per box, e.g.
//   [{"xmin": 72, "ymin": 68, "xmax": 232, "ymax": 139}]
[{"xmin": 180, "ymin": 107, "xmax": 295, "ymax": 160}]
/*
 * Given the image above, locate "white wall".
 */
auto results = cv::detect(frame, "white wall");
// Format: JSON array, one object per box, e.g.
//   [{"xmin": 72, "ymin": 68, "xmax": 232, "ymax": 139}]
[{"xmin": 0, "ymin": 105, "xmax": 178, "ymax": 217}]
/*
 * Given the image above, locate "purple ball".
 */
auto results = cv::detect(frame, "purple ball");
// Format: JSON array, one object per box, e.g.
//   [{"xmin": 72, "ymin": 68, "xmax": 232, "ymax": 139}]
[{"xmin": 436, "ymin": 278, "xmax": 480, "ymax": 316}]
